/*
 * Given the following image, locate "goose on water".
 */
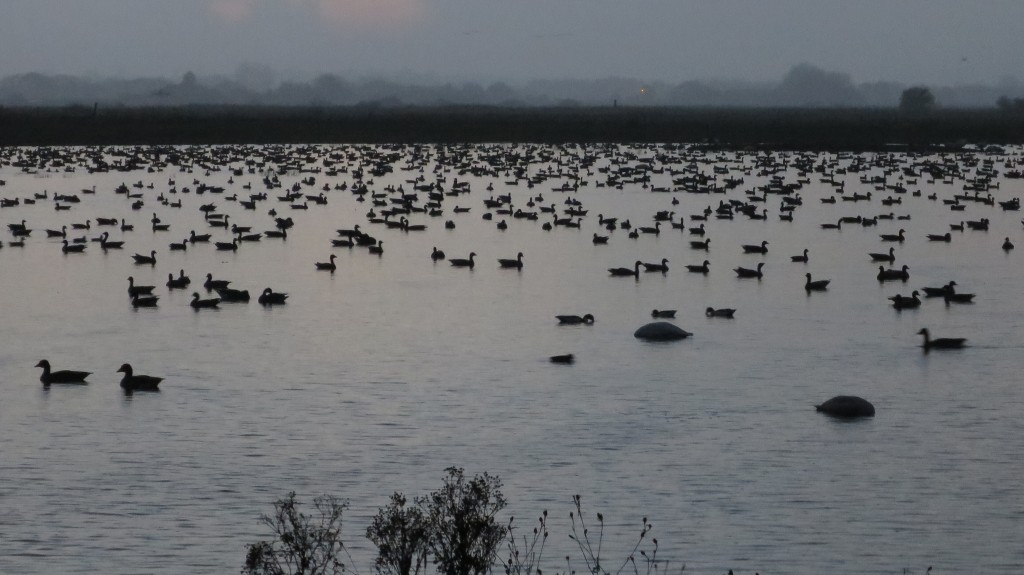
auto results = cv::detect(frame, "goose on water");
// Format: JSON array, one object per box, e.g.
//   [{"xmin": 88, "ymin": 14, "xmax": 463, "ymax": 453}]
[
  {"xmin": 131, "ymin": 293, "xmax": 159, "ymax": 308},
  {"xmin": 61, "ymin": 239, "xmax": 85, "ymax": 253},
  {"xmin": 918, "ymin": 328, "xmax": 966, "ymax": 350},
  {"xmin": 877, "ymin": 265, "xmax": 910, "ymax": 282},
  {"xmin": 204, "ymin": 273, "xmax": 231, "ymax": 291},
  {"xmin": 685, "ymin": 260, "xmax": 710, "ymax": 274},
  {"xmin": 498, "ymin": 252, "xmax": 524, "ymax": 269},
  {"xmin": 608, "ymin": 260, "xmax": 642, "ymax": 277},
  {"xmin": 804, "ymin": 273, "xmax": 830, "ymax": 291},
  {"xmin": 258, "ymin": 287, "xmax": 288, "ymax": 306},
  {"xmin": 190, "ymin": 230, "xmax": 211, "ymax": 243},
  {"xmin": 449, "ymin": 252, "xmax": 477, "ymax": 268},
  {"xmin": 190, "ymin": 292, "xmax": 220, "ymax": 309},
  {"xmin": 1003, "ymin": 237, "xmax": 1014, "ymax": 251},
  {"xmin": 651, "ymin": 309, "xmax": 676, "ymax": 318},
  {"xmin": 99, "ymin": 232, "xmax": 123, "ymax": 250},
  {"xmin": 734, "ymin": 262, "xmax": 764, "ymax": 278},
  {"xmin": 690, "ymin": 238, "xmax": 710, "ymax": 251},
  {"xmin": 705, "ymin": 307, "xmax": 736, "ymax": 318},
  {"xmin": 215, "ymin": 287, "xmax": 250, "ymax": 302},
  {"xmin": 556, "ymin": 314, "xmax": 594, "ymax": 325},
  {"xmin": 926, "ymin": 232, "xmax": 952, "ymax": 242},
  {"xmin": 741, "ymin": 240, "xmax": 769, "ymax": 254},
  {"xmin": 642, "ymin": 258, "xmax": 669, "ymax": 273},
  {"xmin": 132, "ymin": 250, "xmax": 157, "ymax": 265},
  {"xmin": 890, "ymin": 290, "xmax": 921, "ymax": 309},
  {"xmin": 869, "ymin": 247, "xmax": 896, "ymax": 263},
  {"xmin": 315, "ymin": 254, "xmax": 338, "ymax": 271},
  {"xmin": 117, "ymin": 363, "xmax": 162, "ymax": 391},
  {"xmin": 167, "ymin": 273, "xmax": 190, "ymax": 290},
  {"xmin": 127, "ymin": 277, "xmax": 154, "ymax": 297},
  {"xmin": 35, "ymin": 359, "xmax": 90, "ymax": 384},
  {"xmin": 879, "ymin": 229, "xmax": 906, "ymax": 242},
  {"xmin": 790, "ymin": 249, "xmax": 809, "ymax": 263}
]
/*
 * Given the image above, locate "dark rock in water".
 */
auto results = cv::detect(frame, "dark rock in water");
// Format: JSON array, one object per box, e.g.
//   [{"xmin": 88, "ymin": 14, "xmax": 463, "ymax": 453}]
[
  {"xmin": 815, "ymin": 395, "xmax": 875, "ymax": 418},
  {"xmin": 634, "ymin": 322, "xmax": 692, "ymax": 341},
  {"xmin": 550, "ymin": 354, "xmax": 575, "ymax": 364}
]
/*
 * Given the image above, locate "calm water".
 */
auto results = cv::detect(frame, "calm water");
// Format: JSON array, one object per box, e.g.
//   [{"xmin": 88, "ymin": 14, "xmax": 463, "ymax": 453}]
[{"xmin": 1, "ymin": 145, "xmax": 1023, "ymax": 574}]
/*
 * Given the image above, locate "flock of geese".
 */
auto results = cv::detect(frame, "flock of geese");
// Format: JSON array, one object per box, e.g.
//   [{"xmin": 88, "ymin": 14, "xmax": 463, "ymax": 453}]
[{"xmin": 6, "ymin": 143, "xmax": 1019, "ymax": 385}]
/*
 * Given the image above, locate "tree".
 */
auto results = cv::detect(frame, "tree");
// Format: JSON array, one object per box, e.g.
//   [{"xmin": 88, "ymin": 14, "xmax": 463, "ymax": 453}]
[
  {"xmin": 423, "ymin": 467, "xmax": 508, "ymax": 575},
  {"xmin": 367, "ymin": 492, "xmax": 430, "ymax": 575},
  {"xmin": 243, "ymin": 492, "xmax": 351, "ymax": 575},
  {"xmin": 899, "ymin": 86, "xmax": 936, "ymax": 114}
]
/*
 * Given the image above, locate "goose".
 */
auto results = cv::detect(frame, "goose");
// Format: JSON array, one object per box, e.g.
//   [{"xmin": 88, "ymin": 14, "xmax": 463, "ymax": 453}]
[
  {"xmin": 790, "ymin": 249, "xmax": 809, "ymax": 263},
  {"xmin": 608, "ymin": 260, "xmax": 642, "ymax": 277},
  {"xmin": 943, "ymin": 283, "xmax": 975, "ymax": 304},
  {"xmin": 918, "ymin": 328, "xmax": 966, "ymax": 350},
  {"xmin": 879, "ymin": 228, "xmax": 906, "ymax": 242},
  {"xmin": 167, "ymin": 273, "xmax": 190, "ymax": 290},
  {"xmin": 214, "ymin": 238, "xmax": 239, "ymax": 251},
  {"xmin": 120, "ymin": 219, "xmax": 134, "ymax": 232},
  {"xmin": 688, "ymin": 223, "xmax": 706, "ymax": 235},
  {"xmin": 169, "ymin": 239, "xmax": 188, "ymax": 251},
  {"xmin": 950, "ymin": 221, "xmax": 964, "ymax": 232},
  {"xmin": 230, "ymin": 223, "xmax": 252, "ymax": 234},
  {"xmin": 203, "ymin": 273, "xmax": 230, "ymax": 291},
  {"xmin": 889, "ymin": 290, "xmax": 921, "ymax": 309},
  {"xmin": 215, "ymin": 287, "xmax": 250, "ymax": 302},
  {"xmin": 549, "ymin": 354, "xmax": 575, "ymax": 364},
  {"xmin": 45, "ymin": 225, "xmax": 67, "ymax": 238},
  {"xmin": 926, "ymin": 232, "xmax": 952, "ymax": 242},
  {"xmin": 868, "ymin": 247, "xmax": 896, "ymax": 263},
  {"xmin": 498, "ymin": 252, "xmax": 524, "ymax": 269},
  {"xmin": 131, "ymin": 293, "xmax": 159, "ymax": 308},
  {"xmin": 820, "ymin": 219, "xmax": 842, "ymax": 230},
  {"xmin": 331, "ymin": 238, "xmax": 353, "ymax": 248},
  {"xmin": 1003, "ymin": 237, "xmax": 1014, "ymax": 251},
  {"xmin": 689, "ymin": 238, "xmax": 710, "ymax": 251},
  {"xmin": 264, "ymin": 229, "xmax": 287, "ymax": 239},
  {"xmin": 741, "ymin": 240, "xmax": 768, "ymax": 254},
  {"xmin": 71, "ymin": 220, "xmax": 90, "ymax": 230},
  {"xmin": 190, "ymin": 292, "xmax": 220, "ymax": 309},
  {"xmin": 651, "ymin": 309, "xmax": 676, "ymax": 318},
  {"xmin": 705, "ymin": 307, "xmax": 736, "ymax": 318},
  {"xmin": 99, "ymin": 232, "xmax": 124, "ymax": 250},
  {"xmin": 637, "ymin": 221, "xmax": 660, "ymax": 235},
  {"xmin": 592, "ymin": 234, "xmax": 609, "ymax": 245},
  {"xmin": 877, "ymin": 264, "xmax": 910, "ymax": 282},
  {"xmin": 152, "ymin": 221, "xmax": 170, "ymax": 232},
  {"xmin": 642, "ymin": 258, "xmax": 669, "ymax": 273},
  {"xmin": 921, "ymin": 281, "xmax": 955, "ymax": 298},
  {"xmin": 804, "ymin": 273, "xmax": 830, "ymax": 291},
  {"xmin": 117, "ymin": 363, "xmax": 162, "ymax": 391},
  {"xmin": 127, "ymin": 276, "xmax": 155, "ymax": 297},
  {"xmin": 734, "ymin": 262, "xmax": 764, "ymax": 278},
  {"xmin": 132, "ymin": 250, "xmax": 157, "ymax": 265},
  {"xmin": 315, "ymin": 254, "xmax": 338, "ymax": 271},
  {"xmin": 367, "ymin": 241, "xmax": 384, "ymax": 255},
  {"xmin": 556, "ymin": 314, "xmax": 594, "ymax": 325},
  {"xmin": 430, "ymin": 247, "xmax": 446, "ymax": 261},
  {"xmin": 60, "ymin": 239, "xmax": 85, "ymax": 253},
  {"xmin": 190, "ymin": 230, "xmax": 211, "ymax": 243},
  {"xmin": 685, "ymin": 260, "xmax": 710, "ymax": 274},
  {"xmin": 258, "ymin": 287, "xmax": 288, "ymax": 306},
  {"xmin": 450, "ymin": 252, "xmax": 477, "ymax": 268},
  {"xmin": 35, "ymin": 359, "xmax": 90, "ymax": 384}
]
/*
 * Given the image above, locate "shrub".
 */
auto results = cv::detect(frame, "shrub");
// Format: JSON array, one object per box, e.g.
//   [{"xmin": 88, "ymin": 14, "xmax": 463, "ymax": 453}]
[{"xmin": 243, "ymin": 492, "xmax": 352, "ymax": 575}]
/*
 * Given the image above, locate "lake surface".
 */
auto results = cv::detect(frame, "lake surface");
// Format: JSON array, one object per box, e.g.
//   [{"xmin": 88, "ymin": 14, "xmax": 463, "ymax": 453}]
[{"xmin": 1, "ymin": 144, "xmax": 1023, "ymax": 575}]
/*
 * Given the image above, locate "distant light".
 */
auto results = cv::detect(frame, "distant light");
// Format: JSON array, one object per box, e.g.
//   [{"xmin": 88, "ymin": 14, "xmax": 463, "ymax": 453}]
[{"xmin": 639, "ymin": 87, "xmax": 647, "ymax": 94}]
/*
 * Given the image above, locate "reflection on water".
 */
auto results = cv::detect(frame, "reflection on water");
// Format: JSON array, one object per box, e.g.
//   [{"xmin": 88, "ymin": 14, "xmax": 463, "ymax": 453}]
[{"xmin": 1, "ymin": 144, "xmax": 1023, "ymax": 574}]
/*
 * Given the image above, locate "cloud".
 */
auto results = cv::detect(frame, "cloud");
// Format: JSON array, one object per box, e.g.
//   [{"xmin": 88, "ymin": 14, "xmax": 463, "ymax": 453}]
[{"xmin": 209, "ymin": 0, "xmax": 422, "ymax": 27}]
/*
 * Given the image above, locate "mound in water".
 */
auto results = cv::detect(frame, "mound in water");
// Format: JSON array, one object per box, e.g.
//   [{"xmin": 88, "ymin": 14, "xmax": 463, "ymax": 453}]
[{"xmin": 633, "ymin": 322, "xmax": 692, "ymax": 341}]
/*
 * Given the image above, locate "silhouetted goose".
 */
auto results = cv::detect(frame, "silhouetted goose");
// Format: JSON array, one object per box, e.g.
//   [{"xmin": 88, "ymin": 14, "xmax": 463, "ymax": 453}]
[
  {"xmin": 685, "ymin": 260, "xmax": 710, "ymax": 274},
  {"xmin": 167, "ymin": 273, "xmax": 190, "ymax": 290},
  {"xmin": 331, "ymin": 238, "xmax": 353, "ymax": 248},
  {"xmin": 61, "ymin": 239, "xmax": 85, "ymax": 253},
  {"xmin": 549, "ymin": 354, "xmax": 575, "ymax": 364},
  {"xmin": 869, "ymin": 247, "xmax": 896, "ymax": 263},
  {"xmin": 1003, "ymin": 237, "xmax": 1014, "ymax": 251},
  {"xmin": 926, "ymin": 232, "xmax": 952, "ymax": 242},
  {"xmin": 741, "ymin": 240, "xmax": 768, "ymax": 254},
  {"xmin": 498, "ymin": 252, "xmax": 524, "ymax": 269},
  {"xmin": 705, "ymin": 307, "xmax": 736, "ymax": 318},
  {"xmin": 237, "ymin": 232, "xmax": 262, "ymax": 242},
  {"xmin": 431, "ymin": 247, "xmax": 446, "ymax": 260},
  {"xmin": 368, "ymin": 241, "xmax": 384, "ymax": 255},
  {"xmin": 943, "ymin": 282, "xmax": 975, "ymax": 304},
  {"xmin": 450, "ymin": 252, "xmax": 477, "ymax": 268},
  {"xmin": 651, "ymin": 309, "xmax": 676, "ymax": 318},
  {"xmin": 556, "ymin": 314, "xmax": 594, "ymax": 325},
  {"xmin": 790, "ymin": 249, "xmax": 809, "ymax": 263},
  {"xmin": 889, "ymin": 290, "xmax": 920, "ymax": 309},
  {"xmin": 264, "ymin": 229, "xmax": 287, "ymax": 239},
  {"xmin": 608, "ymin": 260, "xmax": 642, "ymax": 277},
  {"xmin": 215, "ymin": 287, "xmax": 250, "ymax": 302},
  {"xmin": 120, "ymin": 219, "xmax": 134, "ymax": 232},
  {"xmin": 99, "ymin": 232, "xmax": 123, "ymax": 250},
  {"xmin": 918, "ymin": 328, "xmax": 966, "ymax": 350},
  {"xmin": 921, "ymin": 281, "xmax": 955, "ymax": 298},
  {"xmin": 203, "ymin": 273, "xmax": 230, "ymax": 291},
  {"xmin": 258, "ymin": 287, "xmax": 288, "ymax": 306},
  {"xmin": 820, "ymin": 219, "xmax": 842, "ymax": 230},
  {"xmin": 190, "ymin": 230, "xmax": 211, "ymax": 243},
  {"xmin": 315, "ymin": 254, "xmax": 338, "ymax": 271},
  {"xmin": 190, "ymin": 292, "xmax": 220, "ymax": 309},
  {"xmin": 642, "ymin": 258, "xmax": 669, "ymax": 273},
  {"xmin": 592, "ymin": 233, "xmax": 608, "ymax": 245},
  {"xmin": 96, "ymin": 217, "xmax": 117, "ymax": 226},
  {"xmin": 879, "ymin": 228, "xmax": 906, "ymax": 242},
  {"xmin": 688, "ymin": 223, "xmax": 705, "ymax": 235},
  {"xmin": 734, "ymin": 262, "xmax": 764, "ymax": 278},
  {"xmin": 46, "ymin": 225, "xmax": 67, "ymax": 238},
  {"xmin": 230, "ymin": 223, "xmax": 252, "ymax": 234},
  {"xmin": 131, "ymin": 293, "xmax": 159, "ymax": 308},
  {"xmin": 950, "ymin": 221, "xmax": 964, "ymax": 232},
  {"xmin": 117, "ymin": 363, "xmax": 162, "ymax": 391},
  {"xmin": 804, "ymin": 273, "xmax": 830, "ymax": 291},
  {"xmin": 36, "ymin": 359, "xmax": 90, "ymax": 384},
  {"xmin": 689, "ymin": 238, "xmax": 710, "ymax": 251},
  {"xmin": 127, "ymin": 276, "xmax": 155, "ymax": 297},
  {"xmin": 169, "ymin": 239, "xmax": 188, "ymax": 251},
  {"xmin": 132, "ymin": 250, "xmax": 157, "ymax": 265},
  {"xmin": 877, "ymin": 264, "xmax": 910, "ymax": 282},
  {"xmin": 71, "ymin": 220, "xmax": 90, "ymax": 230},
  {"xmin": 215, "ymin": 238, "xmax": 239, "ymax": 251},
  {"xmin": 152, "ymin": 221, "xmax": 170, "ymax": 232},
  {"xmin": 638, "ymin": 221, "xmax": 660, "ymax": 235}
]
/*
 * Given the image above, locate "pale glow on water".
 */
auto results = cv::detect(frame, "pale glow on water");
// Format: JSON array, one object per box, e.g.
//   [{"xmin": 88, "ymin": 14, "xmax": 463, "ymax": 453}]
[{"xmin": 1, "ymin": 145, "xmax": 1023, "ymax": 574}]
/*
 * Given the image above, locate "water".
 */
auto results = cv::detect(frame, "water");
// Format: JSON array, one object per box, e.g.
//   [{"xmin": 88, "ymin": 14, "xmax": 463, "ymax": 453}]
[{"xmin": 1, "ymin": 144, "xmax": 1023, "ymax": 574}]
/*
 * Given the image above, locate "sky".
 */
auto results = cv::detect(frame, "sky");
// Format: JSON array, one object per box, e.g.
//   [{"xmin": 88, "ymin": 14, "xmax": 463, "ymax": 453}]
[{"xmin": 0, "ymin": 0, "xmax": 1022, "ymax": 86}]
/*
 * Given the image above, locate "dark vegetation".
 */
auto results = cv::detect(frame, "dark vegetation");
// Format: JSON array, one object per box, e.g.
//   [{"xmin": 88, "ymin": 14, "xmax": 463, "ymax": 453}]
[
  {"xmin": 243, "ymin": 468, "xmax": 678, "ymax": 575},
  {"xmin": 2, "ymin": 105, "xmax": 1024, "ymax": 150}
]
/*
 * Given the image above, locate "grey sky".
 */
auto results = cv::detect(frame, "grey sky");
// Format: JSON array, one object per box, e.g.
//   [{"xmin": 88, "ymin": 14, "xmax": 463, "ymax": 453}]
[{"xmin": 1, "ymin": 0, "xmax": 1021, "ymax": 85}]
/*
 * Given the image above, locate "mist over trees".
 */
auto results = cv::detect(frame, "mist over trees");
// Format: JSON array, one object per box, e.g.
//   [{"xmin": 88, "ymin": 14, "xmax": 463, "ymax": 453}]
[{"xmin": 0, "ymin": 63, "xmax": 1021, "ymax": 109}]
